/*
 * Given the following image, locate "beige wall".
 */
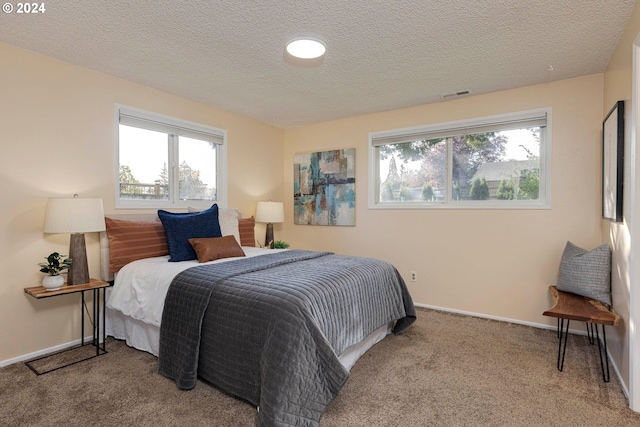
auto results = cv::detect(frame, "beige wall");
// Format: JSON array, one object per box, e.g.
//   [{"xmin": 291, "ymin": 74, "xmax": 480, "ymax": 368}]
[
  {"xmin": 602, "ymin": 0, "xmax": 640, "ymax": 397},
  {"xmin": 0, "ymin": 42, "xmax": 283, "ymax": 362},
  {"xmin": 283, "ymin": 74, "xmax": 604, "ymax": 327}
]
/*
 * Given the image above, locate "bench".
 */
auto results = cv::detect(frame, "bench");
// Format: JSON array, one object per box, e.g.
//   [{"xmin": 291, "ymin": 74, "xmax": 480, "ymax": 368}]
[{"xmin": 542, "ymin": 285, "xmax": 620, "ymax": 382}]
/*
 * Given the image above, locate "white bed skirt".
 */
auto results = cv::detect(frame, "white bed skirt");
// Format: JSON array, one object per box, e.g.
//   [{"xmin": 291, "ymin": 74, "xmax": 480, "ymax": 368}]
[
  {"xmin": 105, "ymin": 304, "xmax": 391, "ymax": 371},
  {"xmin": 106, "ymin": 307, "xmax": 161, "ymax": 357}
]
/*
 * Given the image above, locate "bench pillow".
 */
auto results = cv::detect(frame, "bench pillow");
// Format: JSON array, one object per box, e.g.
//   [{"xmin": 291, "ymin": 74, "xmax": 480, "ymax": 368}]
[{"xmin": 557, "ymin": 241, "xmax": 611, "ymax": 305}]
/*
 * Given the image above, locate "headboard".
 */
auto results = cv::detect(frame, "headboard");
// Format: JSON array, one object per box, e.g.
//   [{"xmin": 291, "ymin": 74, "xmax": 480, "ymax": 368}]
[{"xmin": 99, "ymin": 209, "xmax": 243, "ymax": 282}]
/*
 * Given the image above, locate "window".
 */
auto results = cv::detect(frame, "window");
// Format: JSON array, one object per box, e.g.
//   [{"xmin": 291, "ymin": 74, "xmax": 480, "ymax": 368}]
[
  {"xmin": 368, "ymin": 108, "xmax": 551, "ymax": 209},
  {"xmin": 115, "ymin": 106, "xmax": 227, "ymax": 209}
]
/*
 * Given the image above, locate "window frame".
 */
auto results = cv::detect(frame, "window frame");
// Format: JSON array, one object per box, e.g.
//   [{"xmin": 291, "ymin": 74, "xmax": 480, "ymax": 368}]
[
  {"xmin": 114, "ymin": 104, "xmax": 227, "ymax": 209},
  {"xmin": 368, "ymin": 107, "xmax": 552, "ymax": 210}
]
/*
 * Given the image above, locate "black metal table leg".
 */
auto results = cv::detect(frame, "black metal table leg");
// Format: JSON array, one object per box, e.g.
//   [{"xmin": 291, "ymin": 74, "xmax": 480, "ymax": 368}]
[
  {"xmin": 94, "ymin": 288, "xmax": 98, "ymax": 356},
  {"xmin": 101, "ymin": 287, "xmax": 106, "ymax": 353},
  {"xmin": 595, "ymin": 324, "xmax": 611, "ymax": 382},
  {"xmin": 555, "ymin": 321, "xmax": 611, "ymax": 382},
  {"xmin": 557, "ymin": 318, "xmax": 570, "ymax": 371},
  {"xmin": 81, "ymin": 291, "xmax": 85, "ymax": 346},
  {"xmin": 586, "ymin": 322, "xmax": 595, "ymax": 345}
]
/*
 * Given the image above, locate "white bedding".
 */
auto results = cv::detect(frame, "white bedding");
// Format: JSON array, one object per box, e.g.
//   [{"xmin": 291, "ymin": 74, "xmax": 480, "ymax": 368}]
[{"xmin": 107, "ymin": 246, "xmax": 283, "ymax": 327}]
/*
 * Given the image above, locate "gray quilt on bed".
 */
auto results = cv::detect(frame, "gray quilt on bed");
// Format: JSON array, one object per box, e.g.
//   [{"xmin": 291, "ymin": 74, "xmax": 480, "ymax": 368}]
[{"xmin": 158, "ymin": 250, "xmax": 415, "ymax": 427}]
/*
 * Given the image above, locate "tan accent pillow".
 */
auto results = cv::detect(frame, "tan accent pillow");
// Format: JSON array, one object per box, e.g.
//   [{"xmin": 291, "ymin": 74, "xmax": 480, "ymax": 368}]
[
  {"xmin": 238, "ymin": 216, "xmax": 256, "ymax": 247},
  {"xmin": 188, "ymin": 235, "xmax": 246, "ymax": 263},
  {"xmin": 105, "ymin": 217, "xmax": 169, "ymax": 274}
]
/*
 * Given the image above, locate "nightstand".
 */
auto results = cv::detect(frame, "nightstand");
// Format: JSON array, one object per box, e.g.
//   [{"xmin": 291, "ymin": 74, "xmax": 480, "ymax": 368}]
[{"xmin": 23, "ymin": 278, "xmax": 110, "ymax": 375}]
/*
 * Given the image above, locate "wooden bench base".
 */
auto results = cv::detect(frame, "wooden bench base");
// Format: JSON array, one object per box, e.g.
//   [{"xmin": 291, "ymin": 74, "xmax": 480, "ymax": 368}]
[{"xmin": 542, "ymin": 286, "xmax": 620, "ymax": 382}]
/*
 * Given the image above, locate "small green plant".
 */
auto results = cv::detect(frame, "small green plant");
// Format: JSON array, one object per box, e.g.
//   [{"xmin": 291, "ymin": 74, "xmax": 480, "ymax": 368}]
[
  {"xmin": 38, "ymin": 252, "xmax": 72, "ymax": 276},
  {"xmin": 273, "ymin": 241, "xmax": 290, "ymax": 249}
]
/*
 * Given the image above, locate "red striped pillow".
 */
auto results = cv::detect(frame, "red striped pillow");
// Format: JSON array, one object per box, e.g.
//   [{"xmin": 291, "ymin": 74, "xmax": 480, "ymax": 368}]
[
  {"xmin": 105, "ymin": 217, "xmax": 169, "ymax": 274},
  {"xmin": 238, "ymin": 216, "xmax": 256, "ymax": 247}
]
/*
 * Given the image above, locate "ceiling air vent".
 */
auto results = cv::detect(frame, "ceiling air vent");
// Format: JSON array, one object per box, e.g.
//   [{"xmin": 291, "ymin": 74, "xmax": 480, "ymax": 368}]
[{"xmin": 441, "ymin": 90, "xmax": 471, "ymax": 99}]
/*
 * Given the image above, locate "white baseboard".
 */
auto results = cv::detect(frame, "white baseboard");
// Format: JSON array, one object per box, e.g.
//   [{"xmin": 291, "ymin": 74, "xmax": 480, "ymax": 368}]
[
  {"xmin": 0, "ymin": 335, "xmax": 98, "ymax": 368},
  {"xmin": 417, "ymin": 302, "xmax": 588, "ymax": 334},
  {"xmin": 414, "ymin": 303, "xmax": 556, "ymax": 335},
  {"xmin": 415, "ymin": 302, "xmax": 625, "ymax": 389}
]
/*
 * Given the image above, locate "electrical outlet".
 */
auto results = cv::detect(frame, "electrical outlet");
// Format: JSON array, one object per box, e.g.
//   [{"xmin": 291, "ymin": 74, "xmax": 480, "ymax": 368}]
[{"xmin": 410, "ymin": 271, "xmax": 417, "ymax": 282}]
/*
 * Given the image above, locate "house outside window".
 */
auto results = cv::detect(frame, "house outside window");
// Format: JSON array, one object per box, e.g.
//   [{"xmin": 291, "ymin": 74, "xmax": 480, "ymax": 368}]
[
  {"xmin": 115, "ymin": 105, "xmax": 227, "ymax": 209},
  {"xmin": 368, "ymin": 108, "xmax": 551, "ymax": 209}
]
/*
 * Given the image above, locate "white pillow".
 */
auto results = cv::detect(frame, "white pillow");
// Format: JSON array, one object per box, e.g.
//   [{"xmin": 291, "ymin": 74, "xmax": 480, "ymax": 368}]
[{"xmin": 188, "ymin": 206, "xmax": 241, "ymax": 245}]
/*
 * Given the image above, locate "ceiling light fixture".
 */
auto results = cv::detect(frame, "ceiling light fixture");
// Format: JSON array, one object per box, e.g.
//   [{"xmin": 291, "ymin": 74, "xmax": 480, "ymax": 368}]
[{"xmin": 286, "ymin": 38, "xmax": 326, "ymax": 59}]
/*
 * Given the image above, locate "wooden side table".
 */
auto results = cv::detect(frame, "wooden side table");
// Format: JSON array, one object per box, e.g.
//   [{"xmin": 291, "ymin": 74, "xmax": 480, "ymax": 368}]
[{"xmin": 23, "ymin": 278, "xmax": 110, "ymax": 375}]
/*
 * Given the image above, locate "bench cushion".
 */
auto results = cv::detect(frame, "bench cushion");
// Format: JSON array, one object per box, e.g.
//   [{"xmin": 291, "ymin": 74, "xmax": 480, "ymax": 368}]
[{"xmin": 557, "ymin": 241, "xmax": 611, "ymax": 305}]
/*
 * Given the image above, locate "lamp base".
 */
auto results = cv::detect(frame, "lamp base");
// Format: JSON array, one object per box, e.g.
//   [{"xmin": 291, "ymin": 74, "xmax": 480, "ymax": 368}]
[
  {"xmin": 265, "ymin": 223, "xmax": 274, "ymax": 249},
  {"xmin": 67, "ymin": 233, "xmax": 89, "ymax": 285}
]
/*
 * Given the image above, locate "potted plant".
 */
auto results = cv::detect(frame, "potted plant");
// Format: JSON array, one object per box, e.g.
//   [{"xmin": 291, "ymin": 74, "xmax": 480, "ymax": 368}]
[
  {"xmin": 38, "ymin": 252, "xmax": 72, "ymax": 291},
  {"xmin": 273, "ymin": 241, "xmax": 290, "ymax": 249}
]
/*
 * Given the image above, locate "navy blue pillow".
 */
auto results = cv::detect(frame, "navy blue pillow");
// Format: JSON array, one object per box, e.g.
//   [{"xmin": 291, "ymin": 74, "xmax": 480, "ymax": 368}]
[{"xmin": 157, "ymin": 204, "xmax": 222, "ymax": 262}]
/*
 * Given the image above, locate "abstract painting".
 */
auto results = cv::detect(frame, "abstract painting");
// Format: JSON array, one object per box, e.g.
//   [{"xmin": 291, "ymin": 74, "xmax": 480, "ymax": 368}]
[{"xmin": 294, "ymin": 148, "xmax": 355, "ymax": 226}]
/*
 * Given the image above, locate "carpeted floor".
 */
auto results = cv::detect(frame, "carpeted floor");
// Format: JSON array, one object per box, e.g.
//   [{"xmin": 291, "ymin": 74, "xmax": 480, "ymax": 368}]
[{"xmin": 2, "ymin": 307, "xmax": 640, "ymax": 426}]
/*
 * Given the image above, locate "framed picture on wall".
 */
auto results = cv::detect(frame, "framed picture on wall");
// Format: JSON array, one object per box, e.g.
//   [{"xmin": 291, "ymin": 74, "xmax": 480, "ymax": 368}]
[
  {"xmin": 602, "ymin": 100, "xmax": 624, "ymax": 222},
  {"xmin": 293, "ymin": 148, "xmax": 355, "ymax": 226}
]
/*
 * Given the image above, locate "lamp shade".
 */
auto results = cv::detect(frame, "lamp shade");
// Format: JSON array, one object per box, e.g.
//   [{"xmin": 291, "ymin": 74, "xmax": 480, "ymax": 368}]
[
  {"xmin": 44, "ymin": 197, "xmax": 106, "ymax": 234},
  {"xmin": 255, "ymin": 201, "xmax": 284, "ymax": 224}
]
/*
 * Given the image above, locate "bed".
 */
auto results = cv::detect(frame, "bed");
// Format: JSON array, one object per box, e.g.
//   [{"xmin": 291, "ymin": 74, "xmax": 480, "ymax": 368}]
[{"xmin": 101, "ymin": 205, "xmax": 415, "ymax": 427}]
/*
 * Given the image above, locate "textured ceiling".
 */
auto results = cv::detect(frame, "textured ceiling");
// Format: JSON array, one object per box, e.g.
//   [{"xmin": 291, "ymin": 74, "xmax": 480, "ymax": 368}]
[{"xmin": 0, "ymin": 0, "xmax": 635, "ymax": 127}]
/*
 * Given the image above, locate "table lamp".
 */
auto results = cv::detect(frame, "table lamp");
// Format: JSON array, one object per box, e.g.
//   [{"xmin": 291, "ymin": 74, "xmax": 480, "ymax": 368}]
[
  {"xmin": 255, "ymin": 201, "xmax": 284, "ymax": 249},
  {"xmin": 44, "ymin": 195, "xmax": 106, "ymax": 285}
]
